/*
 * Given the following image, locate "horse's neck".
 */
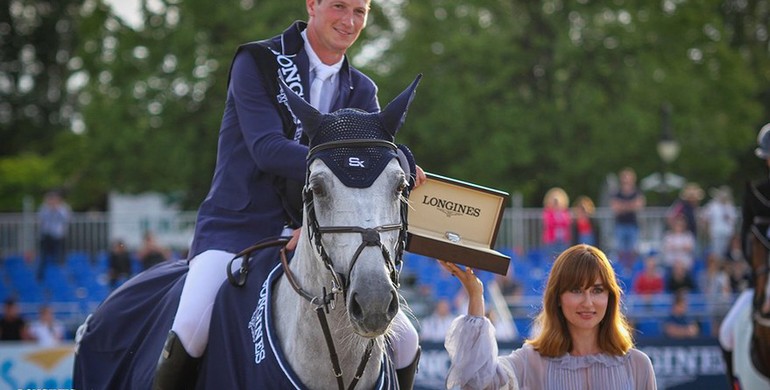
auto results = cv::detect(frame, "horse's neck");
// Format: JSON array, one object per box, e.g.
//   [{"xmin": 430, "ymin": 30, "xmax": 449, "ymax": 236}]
[{"xmin": 272, "ymin": 240, "xmax": 384, "ymax": 389}]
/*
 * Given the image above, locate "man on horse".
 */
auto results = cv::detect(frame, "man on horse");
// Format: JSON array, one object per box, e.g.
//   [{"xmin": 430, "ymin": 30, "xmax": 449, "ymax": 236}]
[
  {"xmin": 153, "ymin": 0, "xmax": 425, "ymax": 388},
  {"xmin": 719, "ymin": 122, "xmax": 770, "ymax": 389}
]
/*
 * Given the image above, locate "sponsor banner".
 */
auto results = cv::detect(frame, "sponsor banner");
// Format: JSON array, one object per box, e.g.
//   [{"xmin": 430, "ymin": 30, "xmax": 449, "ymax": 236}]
[
  {"xmin": 415, "ymin": 338, "xmax": 730, "ymax": 390},
  {"xmin": 0, "ymin": 343, "xmax": 74, "ymax": 390},
  {"xmin": 0, "ymin": 338, "xmax": 731, "ymax": 389}
]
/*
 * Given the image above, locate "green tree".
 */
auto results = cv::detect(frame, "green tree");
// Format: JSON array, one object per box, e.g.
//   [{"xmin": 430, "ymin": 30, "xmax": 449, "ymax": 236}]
[
  {"xmin": 368, "ymin": 0, "xmax": 762, "ymax": 206},
  {"xmin": 65, "ymin": 0, "xmax": 306, "ymax": 209},
  {"xmin": 0, "ymin": 0, "xmax": 84, "ymax": 210}
]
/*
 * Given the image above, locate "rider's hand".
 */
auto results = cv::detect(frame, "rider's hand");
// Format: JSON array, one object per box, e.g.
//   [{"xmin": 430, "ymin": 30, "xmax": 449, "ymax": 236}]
[
  {"xmin": 414, "ymin": 165, "xmax": 427, "ymax": 188},
  {"xmin": 286, "ymin": 228, "xmax": 301, "ymax": 251}
]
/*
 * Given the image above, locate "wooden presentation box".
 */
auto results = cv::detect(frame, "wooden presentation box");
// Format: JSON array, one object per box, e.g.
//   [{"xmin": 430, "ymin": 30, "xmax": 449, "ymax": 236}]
[{"xmin": 406, "ymin": 173, "xmax": 511, "ymax": 275}]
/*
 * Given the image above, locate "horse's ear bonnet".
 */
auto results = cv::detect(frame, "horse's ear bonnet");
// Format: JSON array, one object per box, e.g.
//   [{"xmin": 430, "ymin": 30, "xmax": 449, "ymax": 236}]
[{"xmin": 280, "ymin": 75, "xmax": 421, "ymax": 188}]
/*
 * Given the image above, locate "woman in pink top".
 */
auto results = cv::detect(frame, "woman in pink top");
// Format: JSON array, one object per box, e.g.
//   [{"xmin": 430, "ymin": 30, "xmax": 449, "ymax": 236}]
[{"xmin": 542, "ymin": 187, "xmax": 572, "ymax": 259}]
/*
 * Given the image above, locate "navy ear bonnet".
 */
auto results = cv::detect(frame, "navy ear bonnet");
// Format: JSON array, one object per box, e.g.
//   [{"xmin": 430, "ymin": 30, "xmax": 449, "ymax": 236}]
[
  {"xmin": 280, "ymin": 75, "xmax": 422, "ymax": 189},
  {"xmin": 308, "ymin": 109, "xmax": 399, "ymax": 188}
]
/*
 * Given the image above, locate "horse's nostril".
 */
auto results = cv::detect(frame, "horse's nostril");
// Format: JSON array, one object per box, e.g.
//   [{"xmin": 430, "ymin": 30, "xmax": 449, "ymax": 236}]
[
  {"xmin": 387, "ymin": 291, "xmax": 399, "ymax": 316},
  {"xmin": 349, "ymin": 293, "xmax": 363, "ymax": 319}
]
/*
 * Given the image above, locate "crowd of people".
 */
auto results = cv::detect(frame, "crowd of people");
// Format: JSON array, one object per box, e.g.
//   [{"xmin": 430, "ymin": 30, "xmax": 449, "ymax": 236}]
[
  {"xmin": 14, "ymin": 169, "xmax": 748, "ymax": 348},
  {"xmin": 0, "ymin": 298, "xmax": 65, "ymax": 346}
]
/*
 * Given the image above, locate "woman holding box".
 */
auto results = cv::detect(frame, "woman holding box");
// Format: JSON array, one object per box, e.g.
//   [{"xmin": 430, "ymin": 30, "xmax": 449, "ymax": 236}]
[{"xmin": 440, "ymin": 244, "xmax": 656, "ymax": 390}]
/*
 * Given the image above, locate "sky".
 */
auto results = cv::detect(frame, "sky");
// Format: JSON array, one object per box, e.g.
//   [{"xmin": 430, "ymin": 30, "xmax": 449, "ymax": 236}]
[{"xmin": 103, "ymin": 0, "xmax": 143, "ymax": 29}]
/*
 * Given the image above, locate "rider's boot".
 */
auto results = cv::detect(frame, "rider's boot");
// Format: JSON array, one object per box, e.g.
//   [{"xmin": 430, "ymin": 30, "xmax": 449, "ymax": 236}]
[
  {"xmin": 396, "ymin": 345, "xmax": 421, "ymax": 390},
  {"xmin": 152, "ymin": 330, "xmax": 200, "ymax": 390}
]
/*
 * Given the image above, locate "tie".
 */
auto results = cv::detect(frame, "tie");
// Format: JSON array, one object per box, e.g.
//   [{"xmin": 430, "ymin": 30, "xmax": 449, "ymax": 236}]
[{"xmin": 310, "ymin": 65, "xmax": 336, "ymax": 113}]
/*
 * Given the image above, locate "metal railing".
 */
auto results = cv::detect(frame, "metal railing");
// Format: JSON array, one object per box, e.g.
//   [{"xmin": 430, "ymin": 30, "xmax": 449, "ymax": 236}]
[{"xmin": 0, "ymin": 206, "xmax": 707, "ymax": 259}]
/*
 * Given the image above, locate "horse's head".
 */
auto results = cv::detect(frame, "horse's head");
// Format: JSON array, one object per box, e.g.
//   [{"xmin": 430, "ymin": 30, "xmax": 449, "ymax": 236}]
[{"xmin": 280, "ymin": 75, "xmax": 421, "ymax": 337}]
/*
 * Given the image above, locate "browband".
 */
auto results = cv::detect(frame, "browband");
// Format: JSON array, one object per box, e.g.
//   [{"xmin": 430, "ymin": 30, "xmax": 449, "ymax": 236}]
[{"xmin": 308, "ymin": 139, "xmax": 397, "ymax": 158}]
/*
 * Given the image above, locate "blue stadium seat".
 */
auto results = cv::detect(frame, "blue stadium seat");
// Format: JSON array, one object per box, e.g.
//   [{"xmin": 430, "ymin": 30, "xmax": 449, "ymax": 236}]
[
  {"xmin": 526, "ymin": 249, "xmax": 545, "ymax": 268},
  {"xmin": 699, "ymin": 320, "xmax": 712, "ymax": 337},
  {"xmin": 94, "ymin": 251, "xmax": 110, "ymax": 273},
  {"xmin": 0, "ymin": 280, "xmax": 9, "ymax": 302},
  {"xmin": 635, "ymin": 319, "xmax": 662, "ymax": 338},
  {"xmin": 513, "ymin": 317, "xmax": 534, "ymax": 338},
  {"xmin": 4, "ymin": 256, "xmax": 44, "ymax": 303},
  {"xmin": 433, "ymin": 276, "xmax": 460, "ymax": 301},
  {"xmin": 41, "ymin": 265, "xmax": 77, "ymax": 302}
]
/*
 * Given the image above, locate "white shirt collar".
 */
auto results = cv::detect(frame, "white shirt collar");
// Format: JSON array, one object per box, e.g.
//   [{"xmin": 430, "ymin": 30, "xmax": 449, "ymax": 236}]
[{"xmin": 301, "ymin": 30, "xmax": 344, "ymax": 77}]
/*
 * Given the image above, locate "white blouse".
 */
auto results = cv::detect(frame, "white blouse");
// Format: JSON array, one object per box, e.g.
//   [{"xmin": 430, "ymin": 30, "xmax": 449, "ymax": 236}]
[{"xmin": 444, "ymin": 315, "xmax": 657, "ymax": 390}]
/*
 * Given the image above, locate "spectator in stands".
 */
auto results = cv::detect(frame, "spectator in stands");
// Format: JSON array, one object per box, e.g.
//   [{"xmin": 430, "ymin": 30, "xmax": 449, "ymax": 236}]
[
  {"xmin": 662, "ymin": 291, "xmax": 700, "ymax": 339},
  {"xmin": 661, "ymin": 215, "xmax": 696, "ymax": 271},
  {"xmin": 666, "ymin": 182, "xmax": 704, "ymax": 237},
  {"xmin": 700, "ymin": 185, "xmax": 737, "ymax": 259},
  {"xmin": 419, "ymin": 299, "xmax": 456, "ymax": 342},
  {"xmin": 698, "ymin": 253, "xmax": 731, "ymax": 300},
  {"xmin": 727, "ymin": 256, "xmax": 751, "ymax": 293},
  {"xmin": 632, "ymin": 255, "xmax": 665, "ymax": 298},
  {"xmin": 724, "ymin": 232, "xmax": 751, "ymax": 293},
  {"xmin": 37, "ymin": 190, "xmax": 72, "ymax": 282},
  {"xmin": 571, "ymin": 195, "xmax": 599, "ymax": 247},
  {"xmin": 28, "ymin": 304, "xmax": 65, "ymax": 347},
  {"xmin": 698, "ymin": 253, "xmax": 731, "ymax": 336},
  {"xmin": 107, "ymin": 239, "xmax": 133, "ymax": 288},
  {"xmin": 440, "ymin": 244, "xmax": 656, "ymax": 389},
  {"xmin": 725, "ymin": 232, "xmax": 745, "ymax": 263},
  {"xmin": 541, "ymin": 187, "xmax": 571, "ymax": 259},
  {"xmin": 496, "ymin": 263, "xmax": 523, "ymax": 304},
  {"xmin": 137, "ymin": 231, "xmax": 171, "ymax": 271},
  {"xmin": 610, "ymin": 167, "xmax": 646, "ymax": 269},
  {"xmin": 0, "ymin": 298, "xmax": 31, "ymax": 341},
  {"xmin": 665, "ymin": 261, "xmax": 696, "ymax": 293}
]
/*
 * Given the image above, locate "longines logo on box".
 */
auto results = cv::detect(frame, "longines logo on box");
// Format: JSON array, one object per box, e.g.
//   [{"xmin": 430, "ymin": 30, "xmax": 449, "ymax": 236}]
[{"xmin": 421, "ymin": 195, "xmax": 481, "ymax": 218}]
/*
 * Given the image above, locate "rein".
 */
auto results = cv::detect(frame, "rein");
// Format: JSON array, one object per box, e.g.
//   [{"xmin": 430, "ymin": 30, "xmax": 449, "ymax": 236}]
[{"xmin": 280, "ymin": 247, "xmax": 376, "ymax": 390}]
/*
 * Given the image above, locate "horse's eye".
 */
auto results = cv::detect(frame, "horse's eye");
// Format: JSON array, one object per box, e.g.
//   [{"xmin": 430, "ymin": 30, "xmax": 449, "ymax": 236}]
[{"xmin": 311, "ymin": 181, "xmax": 326, "ymax": 197}]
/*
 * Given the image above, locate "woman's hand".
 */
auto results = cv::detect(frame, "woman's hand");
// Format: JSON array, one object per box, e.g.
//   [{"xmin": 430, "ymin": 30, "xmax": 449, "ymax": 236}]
[{"xmin": 439, "ymin": 261, "xmax": 485, "ymax": 317}]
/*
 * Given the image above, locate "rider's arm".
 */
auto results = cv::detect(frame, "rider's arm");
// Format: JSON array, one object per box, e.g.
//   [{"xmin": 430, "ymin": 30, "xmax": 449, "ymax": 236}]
[{"xmin": 230, "ymin": 51, "xmax": 308, "ymax": 183}]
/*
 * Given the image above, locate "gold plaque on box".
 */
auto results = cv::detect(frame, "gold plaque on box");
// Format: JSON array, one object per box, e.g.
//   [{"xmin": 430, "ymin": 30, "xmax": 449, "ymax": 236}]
[{"xmin": 406, "ymin": 173, "xmax": 511, "ymax": 275}]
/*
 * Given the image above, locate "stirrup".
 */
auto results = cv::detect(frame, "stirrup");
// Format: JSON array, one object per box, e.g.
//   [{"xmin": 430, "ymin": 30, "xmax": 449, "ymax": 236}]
[
  {"xmin": 152, "ymin": 331, "xmax": 201, "ymax": 390},
  {"xmin": 396, "ymin": 346, "xmax": 421, "ymax": 390}
]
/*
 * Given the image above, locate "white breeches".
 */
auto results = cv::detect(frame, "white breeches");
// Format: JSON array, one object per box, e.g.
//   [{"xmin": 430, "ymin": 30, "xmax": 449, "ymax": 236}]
[{"xmin": 172, "ymin": 250, "xmax": 237, "ymax": 357}]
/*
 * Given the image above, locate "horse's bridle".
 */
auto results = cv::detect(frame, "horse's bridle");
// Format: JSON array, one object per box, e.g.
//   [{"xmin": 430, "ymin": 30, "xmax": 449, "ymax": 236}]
[
  {"xmin": 302, "ymin": 138, "xmax": 408, "ymax": 306},
  {"xmin": 279, "ymin": 138, "xmax": 408, "ymax": 390}
]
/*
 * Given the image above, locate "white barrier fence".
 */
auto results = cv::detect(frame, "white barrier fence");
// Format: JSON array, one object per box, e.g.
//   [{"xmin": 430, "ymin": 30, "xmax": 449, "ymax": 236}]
[{"xmin": 0, "ymin": 206, "xmax": 694, "ymax": 259}]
